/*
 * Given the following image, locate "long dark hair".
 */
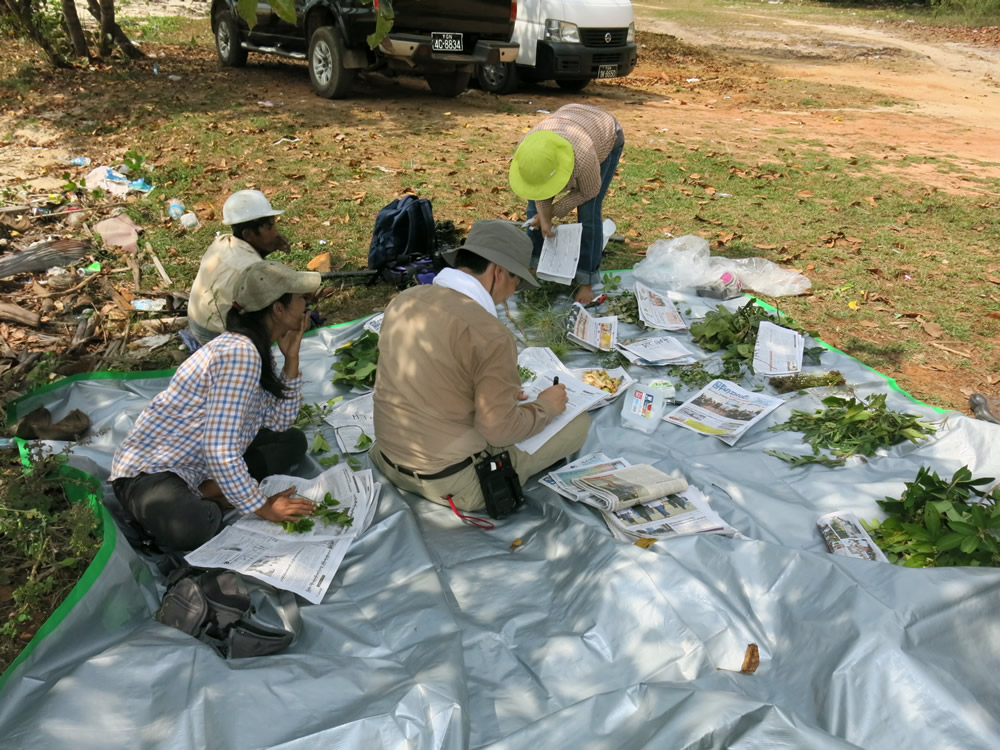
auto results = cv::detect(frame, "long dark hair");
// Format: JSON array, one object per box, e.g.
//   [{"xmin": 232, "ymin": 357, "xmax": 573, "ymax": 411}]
[{"xmin": 225, "ymin": 293, "xmax": 292, "ymax": 399}]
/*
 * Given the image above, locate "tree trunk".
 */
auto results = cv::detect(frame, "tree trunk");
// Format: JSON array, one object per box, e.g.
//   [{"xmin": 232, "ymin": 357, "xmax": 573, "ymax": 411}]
[
  {"xmin": 98, "ymin": 0, "xmax": 114, "ymax": 57},
  {"xmin": 0, "ymin": 0, "xmax": 70, "ymax": 67},
  {"xmin": 60, "ymin": 0, "xmax": 90, "ymax": 59},
  {"xmin": 84, "ymin": 0, "xmax": 145, "ymax": 59}
]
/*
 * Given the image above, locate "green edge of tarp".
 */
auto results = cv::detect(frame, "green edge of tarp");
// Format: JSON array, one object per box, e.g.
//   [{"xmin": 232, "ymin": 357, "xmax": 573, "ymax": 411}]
[
  {"xmin": 0, "ymin": 439, "xmax": 117, "ymax": 694},
  {"xmin": 0, "ymin": 288, "xmax": 950, "ymax": 685}
]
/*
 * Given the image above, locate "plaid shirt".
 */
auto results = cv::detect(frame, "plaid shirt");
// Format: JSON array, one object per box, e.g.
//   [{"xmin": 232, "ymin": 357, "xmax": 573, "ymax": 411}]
[
  {"xmin": 524, "ymin": 103, "xmax": 621, "ymax": 218},
  {"xmin": 110, "ymin": 333, "xmax": 302, "ymax": 513}
]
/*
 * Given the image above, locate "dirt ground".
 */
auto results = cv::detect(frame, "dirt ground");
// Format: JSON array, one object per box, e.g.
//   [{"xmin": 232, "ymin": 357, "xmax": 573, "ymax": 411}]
[{"xmin": 3, "ymin": 3, "xmax": 1000, "ymax": 412}]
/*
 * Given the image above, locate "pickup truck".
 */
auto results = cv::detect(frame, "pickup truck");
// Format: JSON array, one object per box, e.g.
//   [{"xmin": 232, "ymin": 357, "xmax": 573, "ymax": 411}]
[
  {"xmin": 476, "ymin": 0, "xmax": 636, "ymax": 94},
  {"xmin": 211, "ymin": 0, "xmax": 519, "ymax": 98}
]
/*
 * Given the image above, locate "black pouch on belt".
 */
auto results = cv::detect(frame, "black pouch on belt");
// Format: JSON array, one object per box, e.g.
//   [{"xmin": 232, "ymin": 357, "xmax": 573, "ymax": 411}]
[{"xmin": 474, "ymin": 451, "xmax": 524, "ymax": 519}]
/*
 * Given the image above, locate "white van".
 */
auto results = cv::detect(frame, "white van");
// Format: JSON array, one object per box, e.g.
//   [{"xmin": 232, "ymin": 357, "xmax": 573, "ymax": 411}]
[{"xmin": 476, "ymin": 0, "xmax": 636, "ymax": 94}]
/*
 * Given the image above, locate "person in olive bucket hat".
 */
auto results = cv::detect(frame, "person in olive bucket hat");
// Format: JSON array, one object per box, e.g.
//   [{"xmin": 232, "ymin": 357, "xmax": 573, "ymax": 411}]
[
  {"xmin": 509, "ymin": 103, "xmax": 625, "ymax": 305},
  {"xmin": 370, "ymin": 220, "xmax": 591, "ymax": 514}
]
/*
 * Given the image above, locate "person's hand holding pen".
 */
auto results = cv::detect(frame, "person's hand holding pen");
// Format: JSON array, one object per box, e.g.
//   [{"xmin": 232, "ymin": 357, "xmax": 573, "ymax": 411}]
[{"xmin": 537, "ymin": 374, "xmax": 568, "ymax": 415}]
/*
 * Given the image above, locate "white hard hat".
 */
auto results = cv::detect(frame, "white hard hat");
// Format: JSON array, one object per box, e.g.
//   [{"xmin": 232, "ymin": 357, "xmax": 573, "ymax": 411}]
[{"xmin": 222, "ymin": 190, "xmax": 284, "ymax": 225}]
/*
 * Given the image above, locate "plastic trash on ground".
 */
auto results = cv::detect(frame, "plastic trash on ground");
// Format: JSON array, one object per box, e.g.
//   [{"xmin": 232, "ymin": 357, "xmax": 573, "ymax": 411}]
[
  {"xmin": 85, "ymin": 166, "xmax": 154, "ymax": 197},
  {"xmin": 634, "ymin": 235, "xmax": 812, "ymax": 297}
]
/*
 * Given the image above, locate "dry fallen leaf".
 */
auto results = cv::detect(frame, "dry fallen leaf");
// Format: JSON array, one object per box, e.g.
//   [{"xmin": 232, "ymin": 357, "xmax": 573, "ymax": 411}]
[
  {"xmin": 740, "ymin": 643, "xmax": 760, "ymax": 674},
  {"xmin": 920, "ymin": 321, "xmax": 944, "ymax": 339},
  {"xmin": 509, "ymin": 538, "xmax": 523, "ymax": 552},
  {"xmin": 307, "ymin": 252, "xmax": 332, "ymax": 272},
  {"xmin": 634, "ymin": 537, "xmax": 656, "ymax": 549}
]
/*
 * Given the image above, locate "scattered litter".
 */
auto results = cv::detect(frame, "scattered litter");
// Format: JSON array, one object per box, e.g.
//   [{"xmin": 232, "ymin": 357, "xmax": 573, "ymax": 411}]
[
  {"xmin": 375, "ymin": 166, "xmax": 396, "ymax": 174},
  {"xmin": 131, "ymin": 298, "xmax": 168, "ymax": 312},
  {"xmin": 63, "ymin": 156, "xmax": 91, "ymax": 167},
  {"xmin": 153, "ymin": 64, "xmax": 159, "ymax": 75},
  {"xmin": 536, "ymin": 109, "xmax": 550, "ymax": 114},
  {"xmin": 94, "ymin": 214, "xmax": 142, "ymax": 255},
  {"xmin": 180, "ymin": 212, "xmax": 201, "ymax": 230},
  {"xmin": 686, "ymin": 78, "xmax": 701, "ymax": 83},
  {"xmin": 167, "ymin": 75, "xmax": 182, "ymax": 82},
  {"xmin": 258, "ymin": 100, "xmax": 278, "ymax": 107},
  {"xmin": 76, "ymin": 261, "xmax": 102, "ymax": 276},
  {"xmin": 272, "ymin": 136, "xmax": 299, "ymax": 145},
  {"xmin": 167, "ymin": 198, "xmax": 184, "ymax": 219},
  {"xmin": 130, "ymin": 334, "xmax": 172, "ymax": 350},
  {"xmin": 85, "ymin": 166, "xmax": 153, "ymax": 197}
]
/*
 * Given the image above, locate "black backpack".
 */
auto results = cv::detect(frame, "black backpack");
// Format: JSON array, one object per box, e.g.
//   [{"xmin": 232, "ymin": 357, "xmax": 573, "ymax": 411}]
[
  {"xmin": 155, "ymin": 566, "xmax": 297, "ymax": 659},
  {"xmin": 368, "ymin": 195, "xmax": 437, "ymax": 274}
]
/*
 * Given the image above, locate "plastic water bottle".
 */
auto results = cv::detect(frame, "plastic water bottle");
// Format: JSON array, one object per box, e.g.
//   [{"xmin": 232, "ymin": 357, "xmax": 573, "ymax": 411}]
[
  {"xmin": 620, "ymin": 380, "xmax": 672, "ymax": 434},
  {"xmin": 64, "ymin": 156, "xmax": 90, "ymax": 166},
  {"xmin": 180, "ymin": 212, "xmax": 200, "ymax": 230},
  {"xmin": 167, "ymin": 199, "xmax": 184, "ymax": 219}
]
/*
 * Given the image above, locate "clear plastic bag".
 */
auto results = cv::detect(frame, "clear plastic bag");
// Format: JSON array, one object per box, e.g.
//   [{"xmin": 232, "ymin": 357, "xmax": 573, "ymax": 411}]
[
  {"xmin": 633, "ymin": 234, "xmax": 812, "ymax": 297},
  {"xmin": 633, "ymin": 235, "xmax": 712, "ymax": 289}
]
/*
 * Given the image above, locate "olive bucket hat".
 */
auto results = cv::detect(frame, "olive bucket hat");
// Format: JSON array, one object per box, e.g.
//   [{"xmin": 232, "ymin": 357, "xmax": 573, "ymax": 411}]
[
  {"xmin": 232, "ymin": 261, "xmax": 322, "ymax": 312},
  {"xmin": 443, "ymin": 220, "xmax": 539, "ymax": 288},
  {"xmin": 508, "ymin": 130, "xmax": 575, "ymax": 201}
]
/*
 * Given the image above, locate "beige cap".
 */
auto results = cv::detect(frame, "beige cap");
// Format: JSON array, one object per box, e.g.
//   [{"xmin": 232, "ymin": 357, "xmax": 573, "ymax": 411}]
[
  {"xmin": 232, "ymin": 261, "xmax": 321, "ymax": 312},
  {"xmin": 442, "ymin": 220, "xmax": 539, "ymax": 288}
]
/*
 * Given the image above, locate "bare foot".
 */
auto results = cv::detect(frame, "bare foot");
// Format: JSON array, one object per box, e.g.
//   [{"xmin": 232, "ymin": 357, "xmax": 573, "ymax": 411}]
[{"xmin": 574, "ymin": 284, "xmax": 595, "ymax": 305}]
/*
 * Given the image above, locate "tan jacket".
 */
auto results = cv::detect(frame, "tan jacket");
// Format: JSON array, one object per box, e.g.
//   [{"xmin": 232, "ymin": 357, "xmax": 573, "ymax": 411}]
[
  {"xmin": 188, "ymin": 235, "xmax": 263, "ymax": 333},
  {"xmin": 373, "ymin": 284, "xmax": 557, "ymax": 472},
  {"xmin": 524, "ymin": 103, "xmax": 621, "ymax": 218}
]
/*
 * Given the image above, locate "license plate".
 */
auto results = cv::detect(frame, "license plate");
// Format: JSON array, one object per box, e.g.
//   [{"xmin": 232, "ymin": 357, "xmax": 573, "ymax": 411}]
[
  {"xmin": 431, "ymin": 32, "xmax": 463, "ymax": 52},
  {"xmin": 597, "ymin": 64, "xmax": 618, "ymax": 79}
]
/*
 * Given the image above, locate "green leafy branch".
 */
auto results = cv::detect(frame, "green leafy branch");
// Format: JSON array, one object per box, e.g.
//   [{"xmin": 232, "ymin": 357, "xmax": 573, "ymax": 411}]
[
  {"xmin": 768, "ymin": 393, "xmax": 936, "ymax": 466},
  {"xmin": 331, "ymin": 330, "xmax": 379, "ymax": 389},
  {"xmin": 280, "ymin": 492, "xmax": 355, "ymax": 534},
  {"xmin": 865, "ymin": 466, "xmax": 1000, "ymax": 568}
]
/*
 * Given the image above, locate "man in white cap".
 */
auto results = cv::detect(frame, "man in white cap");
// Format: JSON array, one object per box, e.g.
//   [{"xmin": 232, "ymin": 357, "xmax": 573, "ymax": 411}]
[
  {"xmin": 370, "ymin": 219, "xmax": 591, "ymax": 514},
  {"xmin": 187, "ymin": 189, "xmax": 291, "ymax": 346}
]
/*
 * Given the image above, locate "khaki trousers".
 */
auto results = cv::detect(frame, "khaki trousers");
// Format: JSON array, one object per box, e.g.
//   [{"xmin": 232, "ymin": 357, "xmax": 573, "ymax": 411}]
[{"xmin": 370, "ymin": 412, "xmax": 591, "ymax": 512}]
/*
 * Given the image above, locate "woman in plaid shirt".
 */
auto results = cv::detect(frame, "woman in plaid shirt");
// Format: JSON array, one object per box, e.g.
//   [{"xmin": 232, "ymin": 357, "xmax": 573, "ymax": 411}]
[{"xmin": 110, "ymin": 261, "xmax": 321, "ymax": 552}]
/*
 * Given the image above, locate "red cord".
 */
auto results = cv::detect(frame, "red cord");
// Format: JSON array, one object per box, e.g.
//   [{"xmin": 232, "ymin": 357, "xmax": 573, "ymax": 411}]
[{"xmin": 446, "ymin": 495, "xmax": 494, "ymax": 530}]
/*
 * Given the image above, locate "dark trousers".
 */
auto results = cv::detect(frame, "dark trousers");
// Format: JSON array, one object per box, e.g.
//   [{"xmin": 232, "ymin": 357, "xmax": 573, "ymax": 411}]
[
  {"xmin": 112, "ymin": 427, "xmax": 307, "ymax": 552},
  {"xmin": 527, "ymin": 128, "xmax": 625, "ymax": 286}
]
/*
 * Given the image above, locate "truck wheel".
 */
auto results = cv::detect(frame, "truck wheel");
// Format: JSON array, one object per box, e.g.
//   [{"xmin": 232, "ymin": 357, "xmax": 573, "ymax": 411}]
[
  {"xmin": 215, "ymin": 12, "xmax": 247, "ymax": 67},
  {"xmin": 309, "ymin": 26, "xmax": 356, "ymax": 99},
  {"xmin": 557, "ymin": 78, "xmax": 591, "ymax": 93},
  {"xmin": 476, "ymin": 62, "xmax": 519, "ymax": 95},
  {"xmin": 426, "ymin": 71, "xmax": 471, "ymax": 97}
]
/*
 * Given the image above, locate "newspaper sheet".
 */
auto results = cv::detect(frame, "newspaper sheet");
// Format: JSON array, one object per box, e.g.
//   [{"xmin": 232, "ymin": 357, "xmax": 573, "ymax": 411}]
[
  {"xmin": 323, "ymin": 392, "xmax": 375, "ymax": 453},
  {"xmin": 753, "ymin": 321, "xmax": 804, "ymax": 376},
  {"xmin": 664, "ymin": 379, "xmax": 784, "ymax": 446},
  {"xmin": 616, "ymin": 336, "xmax": 699, "ymax": 366},
  {"xmin": 185, "ymin": 525, "xmax": 349, "ymax": 605},
  {"xmin": 242, "ymin": 467, "xmax": 376, "ymax": 541},
  {"xmin": 536, "ymin": 223, "xmax": 583, "ymax": 285},
  {"xmin": 363, "ymin": 313, "xmax": 384, "ymax": 335},
  {"xmin": 817, "ymin": 511, "xmax": 889, "ymax": 562},
  {"xmin": 634, "ymin": 281, "xmax": 687, "ymax": 331},
  {"xmin": 515, "ymin": 368, "xmax": 608, "ymax": 455},
  {"xmin": 185, "ymin": 466, "xmax": 381, "ymax": 603},
  {"xmin": 541, "ymin": 452, "xmax": 632, "ymax": 504},
  {"xmin": 517, "ymin": 347, "xmax": 573, "ymax": 383},
  {"xmin": 572, "ymin": 464, "xmax": 689, "ymax": 512},
  {"xmin": 604, "ymin": 486, "xmax": 733, "ymax": 542},
  {"xmin": 566, "ymin": 303, "xmax": 618, "ymax": 352}
]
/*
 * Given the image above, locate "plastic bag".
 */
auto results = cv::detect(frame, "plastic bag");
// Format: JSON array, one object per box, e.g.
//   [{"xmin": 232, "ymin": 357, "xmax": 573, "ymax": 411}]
[
  {"xmin": 708, "ymin": 257, "xmax": 812, "ymax": 297},
  {"xmin": 633, "ymin": 235, "xmax": 711, "ymax": 289},
  {"xmin": 633, "ymin": 234, "xmax": 812, "ymax": 297}
]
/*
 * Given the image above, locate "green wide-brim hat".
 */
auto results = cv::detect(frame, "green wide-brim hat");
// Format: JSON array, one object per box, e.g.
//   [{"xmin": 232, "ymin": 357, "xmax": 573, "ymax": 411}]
[{"xmin": 509, "ymin": 130, "xmax": 574, "ymax": 201}]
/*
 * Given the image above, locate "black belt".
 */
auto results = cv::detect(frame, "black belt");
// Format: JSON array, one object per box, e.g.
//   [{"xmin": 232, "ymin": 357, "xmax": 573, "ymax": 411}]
[{"xmin": 380, "ymin": 451, "xmax": 473, "ymax": 481}]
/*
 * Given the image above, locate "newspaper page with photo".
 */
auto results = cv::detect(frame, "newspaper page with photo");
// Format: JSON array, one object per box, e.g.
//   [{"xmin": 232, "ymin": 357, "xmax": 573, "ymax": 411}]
[
  {"xmin": 363, "ymin": 313, "xmax": 384, "ymax": 335},
  {"xmin": 515, "ymin": 369, "xmax": 608, "ymax": 454},
  {"xmin": 634, "ymin": 281, "xmax": 687, "ymax": 331},
  {"xmin": 616, "ymin": 336, "xmax": 699, "ymax": 366},
  {"xmin": 665, "ymin": 379, "xmax": 784, "ymax": 446},
  {"xmin": 604, "ymin": 486, "xmax": 735, "ymax": 543},
  {"xmin": 536, "ymin": 223, "xmax": 583, "ymax": 285},
  {"xmin": 572, "ymin": 464, "xmax": 689, "ymax": 512},
  {"xmin": 324, "ymin": 392, "xmax": 375, "ymax": 453},
  {"xmin": 753, "ymin": 321, "xmax": 804, "ymax": 376},
  {"xmin": 541, "ymin": 452, "xmax": 632, "ymax": 504},
  {"xmin": 566, "ymin": 303, "xmax": 618, "ymax": 352},
  {"xmin": 817, "ymin": 511, "xmax": 889, "ymax": 562}
]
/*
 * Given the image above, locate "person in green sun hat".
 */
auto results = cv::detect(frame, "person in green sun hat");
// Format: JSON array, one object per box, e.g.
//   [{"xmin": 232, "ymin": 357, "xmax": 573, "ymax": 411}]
[{"xmin": 509, "ymin": 103, "xmax": 625, "ymax": 305}]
